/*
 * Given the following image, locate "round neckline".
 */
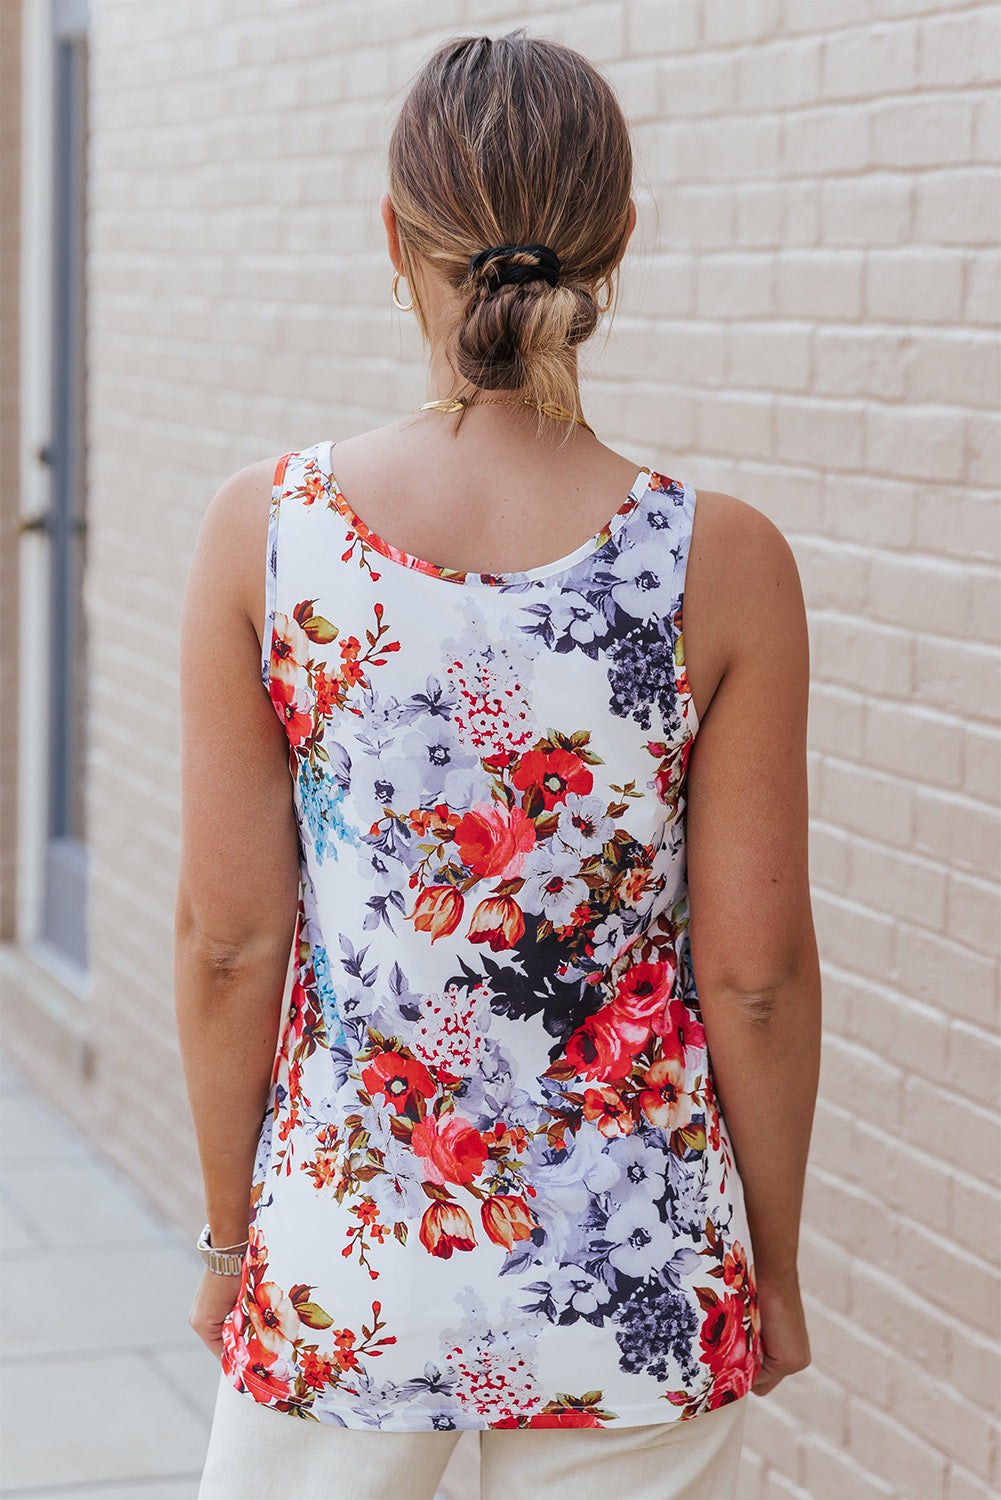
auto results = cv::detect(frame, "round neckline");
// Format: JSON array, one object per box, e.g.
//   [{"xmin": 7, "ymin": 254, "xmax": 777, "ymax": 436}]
[{"xmin": 320, "ymin": 439, "xmax": 654, "ymax": 588}]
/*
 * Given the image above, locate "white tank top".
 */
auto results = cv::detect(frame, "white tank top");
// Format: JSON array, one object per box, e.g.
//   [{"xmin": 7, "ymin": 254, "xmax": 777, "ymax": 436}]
[{"xmin": 220, "ymin": 438, "xmax": 762, "ymax": 1430}]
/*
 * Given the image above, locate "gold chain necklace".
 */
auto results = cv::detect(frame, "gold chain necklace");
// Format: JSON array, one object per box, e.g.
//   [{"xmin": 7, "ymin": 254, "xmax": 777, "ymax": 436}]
[{"xmin": 414, "ymin": 395, "xmax": 595, "ymax": 436}]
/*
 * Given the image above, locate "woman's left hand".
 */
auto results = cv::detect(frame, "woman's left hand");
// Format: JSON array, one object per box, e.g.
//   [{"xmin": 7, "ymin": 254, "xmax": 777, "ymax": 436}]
[{"xmin": 189, "ymin": 1268, "xmax": 243, "ymax": 1358}]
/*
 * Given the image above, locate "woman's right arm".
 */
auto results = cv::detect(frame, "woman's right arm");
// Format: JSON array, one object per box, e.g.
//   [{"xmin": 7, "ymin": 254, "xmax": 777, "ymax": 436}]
[{"xmin": 684, "ymin": 495, "xmax": 822, "ymax": 1398}]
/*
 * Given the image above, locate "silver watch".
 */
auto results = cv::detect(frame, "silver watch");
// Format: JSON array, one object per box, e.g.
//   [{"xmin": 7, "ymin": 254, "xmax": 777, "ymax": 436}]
[{"xmin": 196, "ymin": 1222, "xmax": 249, "ymax": 1276}]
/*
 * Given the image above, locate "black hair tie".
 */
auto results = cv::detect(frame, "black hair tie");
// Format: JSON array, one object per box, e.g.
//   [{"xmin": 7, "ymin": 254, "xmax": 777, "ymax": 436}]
[{"xmin": 468, "ymin": 243, "xmax": 562, "ymax": 288}]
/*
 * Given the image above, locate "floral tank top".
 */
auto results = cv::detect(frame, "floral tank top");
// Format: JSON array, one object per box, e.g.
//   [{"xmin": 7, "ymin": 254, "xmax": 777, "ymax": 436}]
[{"xmin": 219, "ymin": 438, "xmax": 763, "ymax": 1431}]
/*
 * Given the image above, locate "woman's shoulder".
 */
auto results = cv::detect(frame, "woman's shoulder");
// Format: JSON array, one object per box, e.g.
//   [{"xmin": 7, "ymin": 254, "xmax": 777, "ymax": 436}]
[{"xmin": 682, "ymin": 486, "xmax": 807, "ymax": 724}]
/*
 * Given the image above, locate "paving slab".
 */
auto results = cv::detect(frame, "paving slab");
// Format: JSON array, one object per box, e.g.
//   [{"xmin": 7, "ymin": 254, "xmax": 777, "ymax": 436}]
[
  {"xmin": 2, "ymin": 1242, "xmax": 204, "ymax": 1359},
  {"xmin": 0, "ymin": 1352, "xmax": 209, "ymax": 1490},
  {"xmin": 2, "ymin": 1156, "xmax": 171, "ymax": 1249}
]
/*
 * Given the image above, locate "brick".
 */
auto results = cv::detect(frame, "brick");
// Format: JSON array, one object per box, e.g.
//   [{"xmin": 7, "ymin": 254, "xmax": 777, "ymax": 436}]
[
  {"xmin": 947, "ymin": 1467, "xmax": 1001, "ymax": 1500},
  {"xmin": 655, "ymin": 51, "xmax": 736, "ymax": 115},
  {"xmin": 964, "ymin": 723, "xmax": 1001, "ymax": 801},
  {"xmin": 776, "ymin": 396, "xmax": 865, "ymax": 471},
  {"xmin": 701, "ymin": 0, "xmax": 782, "ymax": 47},
  {"xmin": 891, "ymin": 923, "xmax": 999, "ymax": 1028},
  {"xmin": 815, "ymin": 326, "xmax": 909, "ymax": 399},
  {"xmin": 694, "ymin": 389, "xmax": 773, "ymax": 457},
  {"xmin": 806, "ymin": 1298, "xmax": 892, "ymax": 1407},
  {"xmin": 850, "ymin": 1262, "xmax": 953, "ymax": 1380},
  {"xmin": 902, "ymin": 1075, "xmax": 1001, "ymax": 1182},
  {"xmin": 951, "ymin": 1169, "xmax": 1001, "ymax": 1269},
  {"xmin": 761, "ymin": 1473, "xmax": 809, "ymax": 1500},
  {"xmin": 848, "ymin": 1397, "xmax": 949, "ymax": 1499},
  {"xmin": 803, "ymin": 1438, "xmax": 896, "ymax": 1500},
  {"xmin": 945, "ymin": 871, "xmax": 1001, "ymax": 960},
  {"xmin": 820, "ymin": 757, "xmax": 913, "ymax": 849},
  {"xmin": 730, "ymin": 322, "xmax": 811, "ymax": 391},
  {"xmin": 626, "ymin": 0, "xmax": 700, "ymax": 53},
  {"xmin": 867, "ymin": 551, "xmax": 972, "ymax": 634},
  {"xmin": 966, "ymin": 412, "xmax": 1001, "ymax": 489},
  {"xmin": 848, "ymin": 981, "xmax": 951, "ymax": 1084},
  {"xmin": 812, "ymin": 612, "xmax": 912, "ymax": 698},
  {"xmin": 965, "ymin": 250, "xmax": 1001, "ymax": 326},
  {"xmin": 907, "ymin": 332, "xmax": 1001, "ymax": 413},
  {"xmin": 820, "ymin": 173, "xmax": 912, "ymax": 246},
  {"xmin": 863, "ymin": 701, "xmax": 964, "ymax": 788},
  {"xmin": 773, "ymin": 1363, "xmax": 849, "ymax": 1448},
  {"xmin": 822, "ymin": 20, "xmax": 918, "ymax": 98},
  {"xmin": 895, "ymin": 1220, "xmax": 1000, "ymax": 1331},
  {"xmin": 777, "ymin": 251, "xmax": 864, "ymax": 319},
  {"xmin": 696, "ymin": 254, "xmax": 773, "ymax": 317},
  {"xmin": 736, "ymin": 37, "xmax": 822, "ymax": 110},
  {"xmin": 917, "ymin": 8, "xmax": 1001, "ymax": 89},
  {"xmin": 871, "ymin": 96, "xmax": 975, "ymax": 168},
  {"xmin": 858, "ymin": 1122, "xmax": 952, "ymax": 1224},
  {"xmin": 798, "ymin": 538, "xmax": 869, "ymax": 611},
  {"xmin": 914, "ymin": 787, "xmax": 1001, "ymax": 881},
  {"xmin": 812, "ymin": 889, "xmax": 896, "ymax": 975},
  {"xmin": 915, "ymin": 171, "xmax": 1001, "ymax": 249},
  {"xmin": 867, "ymin": 402, "xmax": 968, "ymax": 483},
  {"xmin": 820, "ymin": 473, "xmax": 916, "ymax": 550},
  {"xmin": 969, "ymin": 569, "xmax": 1001, "ymax": 648},
  {"xmin": 867, "ymin": 248, "xmax": 967, "ymax": 323},
  {"xmin": 948, "ymin": 1323, "xmax": 1001, "ymax": 1412},
  {"xmin": 972, "ymin": 90, "xmax": 1001, "ymax": 164},
  {"xmin": 743, "ymin": 1399, "xmax": 805, "ymax": 1485},
  {"xmin": 889, "ymin": 1361, "xmax": 998, "ymax": 1480},
  {"xmin": 853, "ymin": 839, "xmax": 949, "ymax": 926},
  {"xmin": 818, "ymin": 1033, "xmax": 905, "ymax": 1133}
]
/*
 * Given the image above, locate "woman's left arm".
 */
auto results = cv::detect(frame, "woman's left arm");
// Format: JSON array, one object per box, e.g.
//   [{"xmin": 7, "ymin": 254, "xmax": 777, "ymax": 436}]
[{"xmin": 174, "ymin": 457, "xmax": 300, "ymax": 1354}]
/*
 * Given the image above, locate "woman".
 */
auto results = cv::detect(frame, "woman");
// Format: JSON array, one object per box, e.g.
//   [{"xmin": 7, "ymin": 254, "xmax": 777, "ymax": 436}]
[{"xmin": 176, "ymin": 29, "xmax": 820, "ymax": 1500}]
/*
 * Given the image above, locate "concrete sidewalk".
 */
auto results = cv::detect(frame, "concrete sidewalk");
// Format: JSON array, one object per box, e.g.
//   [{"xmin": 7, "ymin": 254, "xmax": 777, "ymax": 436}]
[
  {"xmin": 1, "ymin": 1053, "xmax": 216, "ymax": 1497},
  {"xmin": 0, "ymin": 1055, "xmax": 478, "ymax": 1500}
]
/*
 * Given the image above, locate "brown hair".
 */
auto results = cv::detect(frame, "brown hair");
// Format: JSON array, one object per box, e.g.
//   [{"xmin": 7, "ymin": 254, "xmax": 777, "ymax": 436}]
[{"xmin": 386, "ymin": 29, "xmax": 633, "ymax": 439}]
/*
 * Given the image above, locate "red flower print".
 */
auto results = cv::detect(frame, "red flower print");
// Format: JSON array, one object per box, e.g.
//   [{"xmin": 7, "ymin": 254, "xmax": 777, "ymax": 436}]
[
  {"xmin": 582, "ymin": 1084, "xmax": 635, "ymax": 1139},
  {"xmin": 722, "ymin": 1240, "xmax": 751, "ymax": 1293},
  {"xmin": 223, "ymin": 1321, "xmax": 294, "ymax": 1398},
  {"xmin": 511, "ymin": 747, "xmax": 593, "ymax": 809},
  {"xmin": 638, "ymin": 1056, "xmax": 694, "ymax": 1130},
  {"xmin": 300, "ymin": 1349, "xmax": 337, "ymax": 1389},
  {"xmin": 653, "ymin": 994, "xmax": 706, "ymax": 1062},
  {"xmin": 480, "ymin": 1193, "xmax": 534, "ymax": 1250},
  {"xmin": 565, "ymin": 1008, "xmax": 635, "ymax": 1081},
  {"xmin": 454, "ymin": 803, "xmax": 536, "ymax": 880},
  {"xmin": 410, "ymin": 884, "xmax": 464, "ymax": 942},
  {"xmin": 700, "ymin": 1291, "xmax": 757, "ymax": 1403},
  {"xmin": 246, "ymin": 1280, "xmax": 300, "ymax": 1361},
  {"xmin": 361, "ymin": 1051, "xmax": 435, "ymax": 1115},
  {"xmin": 411, "ymin": 1113, "xmax": 488, "ymax": 1185},
  {"xmin": 332, "ymin": 1327, "xmax": 361, "ymax": 1372},
  {"xmin": 270, "ymin": 675, "xmax": 313, "ymax": 748},
  {"xmin": 467, "ymin": 895, "xmax": 525, "ymax": 951},
  {"xmin": 529, "ymin": 1410, "xmax": 603, "ymax": 1428},
  {"xmin": 419, "ymin": 1199, "xmax": 477, "ymax": 1258},
  {"xmin": 606, "ymin": 958, "xmax": 677, "ymax": 1048}
]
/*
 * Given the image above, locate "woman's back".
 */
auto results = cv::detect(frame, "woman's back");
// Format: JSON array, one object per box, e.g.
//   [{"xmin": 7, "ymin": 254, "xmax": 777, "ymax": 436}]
[{"xmin": 211, "ymin": 424, "xmax": 766, "ymax": 1429}]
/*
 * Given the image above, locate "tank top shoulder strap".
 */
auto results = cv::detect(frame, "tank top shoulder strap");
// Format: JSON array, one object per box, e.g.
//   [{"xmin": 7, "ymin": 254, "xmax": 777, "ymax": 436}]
[{"xmin": 261, "ymin": 444, "xmax": 332, "ymax": 689}]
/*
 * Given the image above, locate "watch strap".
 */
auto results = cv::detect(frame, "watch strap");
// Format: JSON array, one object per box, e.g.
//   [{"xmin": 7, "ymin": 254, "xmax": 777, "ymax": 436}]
[{"xmin": 196, "ymin": 1222, "xmax": 248, "ymax": 1277}]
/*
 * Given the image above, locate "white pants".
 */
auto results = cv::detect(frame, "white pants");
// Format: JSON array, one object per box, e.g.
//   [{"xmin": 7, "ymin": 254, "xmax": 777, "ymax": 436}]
[{"xmin": 198, "ymin": 1369, "xmax": 749, "ymax": 1500}]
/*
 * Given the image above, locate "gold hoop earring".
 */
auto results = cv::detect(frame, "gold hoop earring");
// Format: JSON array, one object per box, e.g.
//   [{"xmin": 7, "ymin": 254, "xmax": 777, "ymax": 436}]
[
  {"xmin": 392, "ymin": 271, "xmax": 414, "ymax": 312},
  {"xmin": 596, "ymin": 275, "xmax": 614, "ymax": 316}
]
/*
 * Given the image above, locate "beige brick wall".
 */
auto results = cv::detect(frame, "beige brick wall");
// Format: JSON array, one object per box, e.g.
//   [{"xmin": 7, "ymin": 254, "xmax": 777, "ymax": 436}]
[
  {"xmin": 6, "ymin": 1, "xmax": 999, "ymax": 1495},
  {"xmin": 1, "ymin": 0, "xmax": 21, "ymax": 942}
]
